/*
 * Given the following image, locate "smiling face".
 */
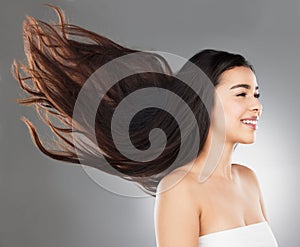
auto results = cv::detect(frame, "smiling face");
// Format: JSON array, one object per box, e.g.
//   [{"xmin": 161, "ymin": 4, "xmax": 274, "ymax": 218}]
[{"xmin": 211, "ymin": 66, "xmax": 263, "ymax": 145}]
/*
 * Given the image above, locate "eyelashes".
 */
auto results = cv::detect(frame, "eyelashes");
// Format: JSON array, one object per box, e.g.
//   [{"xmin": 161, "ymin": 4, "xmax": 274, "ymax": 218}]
[{"xmin": 237, "ymin": 92, "xmax": 260, "ymax": 98}]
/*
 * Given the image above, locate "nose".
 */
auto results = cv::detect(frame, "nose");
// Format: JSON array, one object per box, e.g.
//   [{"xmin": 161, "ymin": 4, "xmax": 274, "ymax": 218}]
[{"xmin": 251, "ymin": 98, "xmax": 263, "ymax": 117}]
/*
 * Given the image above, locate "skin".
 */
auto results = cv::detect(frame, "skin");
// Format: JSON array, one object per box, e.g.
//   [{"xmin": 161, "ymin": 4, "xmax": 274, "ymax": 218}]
[{"xmin": 154, "ymin": 66, "xmax": 266, "ymax": 247}]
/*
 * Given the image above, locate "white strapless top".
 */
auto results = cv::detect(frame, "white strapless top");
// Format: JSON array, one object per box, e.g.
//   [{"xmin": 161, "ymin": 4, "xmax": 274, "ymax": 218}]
[{"xmin": 198, "ymin": 221, "xmax": 278, "ymax": 247}]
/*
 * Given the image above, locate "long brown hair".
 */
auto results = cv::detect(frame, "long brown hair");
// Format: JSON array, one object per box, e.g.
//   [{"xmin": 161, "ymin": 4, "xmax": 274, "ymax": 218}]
[
  {"xmin": 13, "ymin": 5, "xmax": 253, "ymax": 196},
  {"xmin": 13, "ymin": 5, "xmax": 191, "ymax": 196}
]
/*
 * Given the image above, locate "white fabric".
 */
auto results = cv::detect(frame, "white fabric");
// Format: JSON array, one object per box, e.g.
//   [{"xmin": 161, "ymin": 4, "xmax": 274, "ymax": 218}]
[{"xmin": 198, "ymin": 221, "xmax": 278, "ymax": 247}]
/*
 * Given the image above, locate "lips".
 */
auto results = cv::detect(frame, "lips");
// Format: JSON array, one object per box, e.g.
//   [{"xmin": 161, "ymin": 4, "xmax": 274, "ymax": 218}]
[{"xmin": 240, "ymin": 117, "xmax": 259, "ymax": 130}]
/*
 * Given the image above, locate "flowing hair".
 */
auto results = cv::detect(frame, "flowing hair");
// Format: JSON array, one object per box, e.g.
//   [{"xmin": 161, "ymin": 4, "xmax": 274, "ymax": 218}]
[
  {"xmin": 12, "ymin": 5, "xmax": 203, "ymax": 196},
  {"xmin": 13, "ymin": 5, "xmax": 253, "ymax": 196}
]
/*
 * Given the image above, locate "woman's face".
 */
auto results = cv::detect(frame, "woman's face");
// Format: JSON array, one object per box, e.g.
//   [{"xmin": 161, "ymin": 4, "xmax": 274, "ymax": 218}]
[{"xmin": 211, "ymin": 66, "xmax": 263, "ymax": 145}]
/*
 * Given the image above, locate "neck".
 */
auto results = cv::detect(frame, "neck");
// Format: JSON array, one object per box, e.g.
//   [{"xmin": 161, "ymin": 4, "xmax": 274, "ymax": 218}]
[{"xmin": 190, "ymin": 127, "xmax": 236, "ymax": 182}]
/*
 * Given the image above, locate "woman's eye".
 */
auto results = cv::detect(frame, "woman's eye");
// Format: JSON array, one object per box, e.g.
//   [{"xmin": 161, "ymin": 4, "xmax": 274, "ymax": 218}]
[{"xmin": 236, "ymin": 92, "xmax": 261, "ymax": 98}]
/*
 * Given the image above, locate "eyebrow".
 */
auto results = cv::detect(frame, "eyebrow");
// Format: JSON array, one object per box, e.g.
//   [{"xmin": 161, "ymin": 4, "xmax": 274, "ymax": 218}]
[{"xmin": 230, "ymin": 84, "xmax": 259, "ymax": 90}]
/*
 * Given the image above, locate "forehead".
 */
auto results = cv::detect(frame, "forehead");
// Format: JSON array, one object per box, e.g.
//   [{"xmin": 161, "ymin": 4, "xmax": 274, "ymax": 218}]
[{"xmin": 217, "ymin": 66, "xmax": 258, "ymax": 89}]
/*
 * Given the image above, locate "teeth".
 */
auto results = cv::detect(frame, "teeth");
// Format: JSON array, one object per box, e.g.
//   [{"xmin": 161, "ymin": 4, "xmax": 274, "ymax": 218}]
[{"xmin": 242, "ymin": 120, "xmax": 257, "ymax": 125}]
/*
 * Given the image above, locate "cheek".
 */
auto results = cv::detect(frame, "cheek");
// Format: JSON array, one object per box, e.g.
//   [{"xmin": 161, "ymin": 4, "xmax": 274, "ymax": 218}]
[
  {"xmin": 224, "ymin": 102, "xmax": 245, "ymax": 122},
  {"xmin": 211, "ymin": 99, "xmax": 226, "ymax": 131},
  {"xmin": 211, "ymin": 97, "xmax": 245, "ymax": 131}
]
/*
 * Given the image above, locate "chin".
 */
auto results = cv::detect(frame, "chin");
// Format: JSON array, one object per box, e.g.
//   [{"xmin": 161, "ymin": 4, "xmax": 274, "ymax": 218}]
[
  {"xmin": 239, "ymin": 138, "xmax": 256, "ymax": 144},
  {"xmin": 229, "ymin": 132, "xmax": 256, "ymax": 145}
]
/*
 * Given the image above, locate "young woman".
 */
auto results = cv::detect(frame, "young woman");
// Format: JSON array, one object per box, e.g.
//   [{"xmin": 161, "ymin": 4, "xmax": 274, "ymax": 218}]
[
  {"xmin": 13, "ymin": 5, "xmax": 278, "ymax": 247},
  {"xmin": 154, "ymin": 59, "xmax": 279, "ymax": 247}
]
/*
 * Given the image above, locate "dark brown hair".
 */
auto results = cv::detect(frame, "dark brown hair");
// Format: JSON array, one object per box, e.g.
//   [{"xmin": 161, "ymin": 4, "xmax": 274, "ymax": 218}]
[{"xmin": 13, "ymin": 5, "xmax": 253, "ymax": 196}]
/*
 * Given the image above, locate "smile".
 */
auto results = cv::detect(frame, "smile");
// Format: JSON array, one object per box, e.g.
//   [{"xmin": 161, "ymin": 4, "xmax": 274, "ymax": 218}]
[{"xmin": 241, "ymin": 119, "xmax": 258, "ymax": 130}]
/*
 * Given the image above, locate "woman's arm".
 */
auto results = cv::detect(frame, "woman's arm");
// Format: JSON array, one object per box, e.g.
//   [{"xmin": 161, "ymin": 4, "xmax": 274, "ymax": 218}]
[
  {"xmin": 154, "ymin": 173, "xmax": 200, "ymax": 247},
  {"xmin": 259, "ymin": 188, "xmax": 269, "ymax": 223},
  {"xmin": 249, "ymin": 169, "xmax": 270, "ymax": 223}
]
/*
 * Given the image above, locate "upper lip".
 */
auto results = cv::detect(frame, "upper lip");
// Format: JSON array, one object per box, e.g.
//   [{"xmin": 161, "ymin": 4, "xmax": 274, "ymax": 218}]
[{"xmin": 241, "ymin": 116, "xmax": 259, "ymax": 121}]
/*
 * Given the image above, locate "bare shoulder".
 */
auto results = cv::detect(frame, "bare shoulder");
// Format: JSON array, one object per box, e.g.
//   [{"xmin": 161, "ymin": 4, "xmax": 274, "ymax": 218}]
[
  {"xmin": 233, "ymin": 163, "xmax": 270, "ymax": 222},
  {"xmin": 155, "ymin": 170, "xmax": 201, "ymax": 246},
  {"xmin": 156, "ymin": 168, "xmax": 203, "ymax": 216},
  {"xmin": 233, "ymin": 163, "xmax": 260, "ymax": 188},
  {"xmin": 233, "ymin": 163, "xmax": 256, "ymax": 179},
  {"xmin": 157, "ymin": 169, "xmax": 198, "ymax": 197}
]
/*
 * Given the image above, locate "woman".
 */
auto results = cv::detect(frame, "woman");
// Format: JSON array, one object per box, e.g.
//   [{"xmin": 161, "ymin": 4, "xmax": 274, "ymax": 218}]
[
  {"xmin": 154, "ymin": 53, "xmax": 279, "ymax": 247},
  {"xmin": 13, "ymin": 5, "xmax": 278, "ymax": 247}
]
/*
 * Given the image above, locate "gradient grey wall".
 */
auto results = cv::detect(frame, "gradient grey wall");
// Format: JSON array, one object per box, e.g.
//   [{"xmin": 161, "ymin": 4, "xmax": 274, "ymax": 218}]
[{"xmin": 1, "ymin": 0, "xmax": 298, "ymax": 246}]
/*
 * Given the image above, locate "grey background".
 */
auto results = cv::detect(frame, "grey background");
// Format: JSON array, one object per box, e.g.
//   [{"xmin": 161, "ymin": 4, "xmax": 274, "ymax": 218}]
[{"xmin": 0, "ymin": 0, "xmax": 298, "ymax": 246}]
